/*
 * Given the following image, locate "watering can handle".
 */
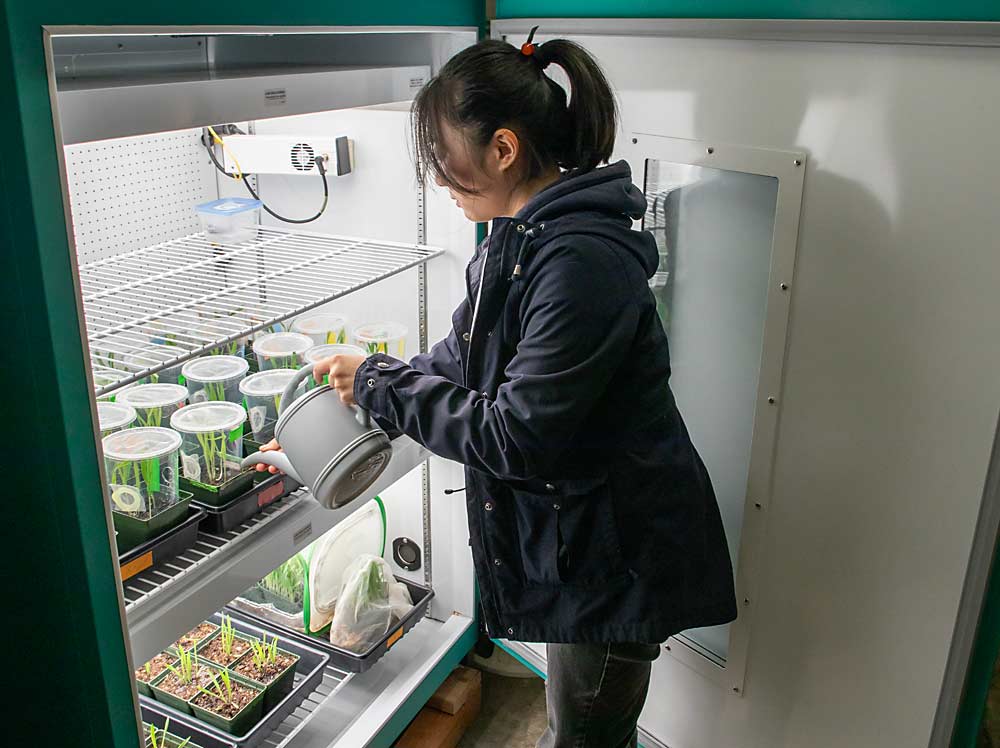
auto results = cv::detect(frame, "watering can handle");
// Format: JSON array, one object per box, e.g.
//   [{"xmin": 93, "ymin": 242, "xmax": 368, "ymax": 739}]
[
  {"xmin": 280, "ymin": 364, "xmax": 374, "ymax": 428},
  {"xmin": 239, "ymin": 450, "xmax": 302, "ymax": 483}
]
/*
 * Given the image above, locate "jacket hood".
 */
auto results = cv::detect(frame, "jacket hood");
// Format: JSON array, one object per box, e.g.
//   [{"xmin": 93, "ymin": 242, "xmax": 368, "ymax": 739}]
[{"xmin": 515, "ymin": 160, "xmax": 659, "ymax": 278}]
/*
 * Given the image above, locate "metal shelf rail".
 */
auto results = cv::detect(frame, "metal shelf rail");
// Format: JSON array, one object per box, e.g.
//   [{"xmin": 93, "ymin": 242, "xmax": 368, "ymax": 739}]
[{"xmin": 80, "ymin": 227, "xmax": 443, "ymax": 396}]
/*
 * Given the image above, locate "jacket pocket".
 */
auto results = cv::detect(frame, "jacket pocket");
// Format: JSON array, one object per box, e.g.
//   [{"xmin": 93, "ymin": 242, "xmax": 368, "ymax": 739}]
[{"xmin": 512, "ymin": 476, "xmax": 627, "ymax": 586}]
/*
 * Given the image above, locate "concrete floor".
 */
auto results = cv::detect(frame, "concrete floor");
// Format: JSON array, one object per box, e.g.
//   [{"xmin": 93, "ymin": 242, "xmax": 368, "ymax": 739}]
[{"xmin": 457, "ymin": 652, "xmax": 548, "ymax": 748}]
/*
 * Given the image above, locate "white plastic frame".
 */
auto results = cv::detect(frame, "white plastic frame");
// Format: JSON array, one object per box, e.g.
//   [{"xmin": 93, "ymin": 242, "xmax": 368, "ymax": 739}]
[{"xmin": 622, "ymin": 133, "xmax": 806, "ymax": 694}]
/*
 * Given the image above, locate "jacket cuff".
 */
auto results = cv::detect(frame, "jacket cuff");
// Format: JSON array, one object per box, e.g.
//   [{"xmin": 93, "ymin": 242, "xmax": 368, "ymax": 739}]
[{"xmin": 354, "ymin": 353, "xmax": 405, "ymax": 420}]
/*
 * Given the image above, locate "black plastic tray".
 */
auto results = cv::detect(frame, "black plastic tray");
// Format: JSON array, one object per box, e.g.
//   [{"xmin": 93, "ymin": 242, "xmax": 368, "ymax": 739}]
[
  {"xmin": 142, "ymin": 701, "xmax": 237, "ymax": 748},
  {"xmin": 118, "ymin": 506, "xmax": 206, "ymax": 582},
  {"xmin": 139, "ymin": 612, "xmax": 330, "ymax": 748},
  {"xmin": 230, "ymin": 577, "xmax": 434, "ymax": 673},
  {"xmin": 193, "ymin": 474, "xmax": 299, "ymax": 534}
]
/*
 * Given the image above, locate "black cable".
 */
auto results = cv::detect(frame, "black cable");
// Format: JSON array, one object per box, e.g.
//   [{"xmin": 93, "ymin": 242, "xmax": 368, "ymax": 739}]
[{"xmin": 204, "ymin": 138, "xmax": 329, "ymax": 224}]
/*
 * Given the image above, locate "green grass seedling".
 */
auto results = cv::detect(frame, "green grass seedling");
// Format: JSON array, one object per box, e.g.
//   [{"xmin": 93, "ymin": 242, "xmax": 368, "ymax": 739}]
[
  {"xmin": 198, "ymin": 670, "xmax": 236, "ymax": 707},
  {"xmin": 165, "ymin": 645, "xmax": 198, "ymax": 684},
  {"xmin": 148, "ymin": 718, "xmax": 191, "ymax": 748},
  {"xmin": 249, "ymin": 634, "xmax": 280, "ymax": 669}
]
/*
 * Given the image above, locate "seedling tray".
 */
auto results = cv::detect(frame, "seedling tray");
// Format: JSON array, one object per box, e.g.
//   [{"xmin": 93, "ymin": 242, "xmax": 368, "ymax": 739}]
[
  {"xmin": 119, "ymin": 504, "xmax": 205, "ymax": 582},
  {"xmin": 115, "ymin": 491, "xmax": 195, "ymax": 553},
  {"xmin": 139, "ymin": 611, "xmax": 329, "ymax": 748},
  {"xmin": 230, "ymin": 577, "xmax": 434, "ymax": 674},
  {"xmin": 192, "ymin": 474, "xmax": 297, "ymax": 534},
  {"xmin": 143, "ymin": 701, "xmax": 237, "ymax": 748},
  {"xmin": 182, "ymin": 470, "xmax": 256, "ymax": 508}
]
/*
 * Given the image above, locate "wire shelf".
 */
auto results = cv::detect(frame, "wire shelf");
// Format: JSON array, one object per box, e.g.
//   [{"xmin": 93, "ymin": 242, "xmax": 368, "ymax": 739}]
[
  {"xmin": 121, "ymin": 491, "xmax": 306, "ymax": 609},
  {"xmin": 81, "ymin": 227, "xmax": 443, "ymax": 396}
]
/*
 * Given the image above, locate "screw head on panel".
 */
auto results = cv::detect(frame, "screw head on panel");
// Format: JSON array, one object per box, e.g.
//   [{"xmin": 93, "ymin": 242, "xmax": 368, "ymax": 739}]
[
  {"xmin": 767, "ymin": 396, "xmax": 776, "ymax": 404},
  {"xmin": 707, "ymin": 147, "xmax": 715, "ymax": 155},
  {"xmin": 780, "ymin": 282, "xmax": 789, "ymax": 291},
  {"xmin": 632, "ymin": 137, "xmax": 638, "ymax": 144},
  {"xmin": 794, "ymin": 159, "xmax": 802, "ymax": 166},
  {"xmin": 733, "ymin": 686, "xmax": 741, "ymax": 693},
  {"xmin": 755, "ymin": 502, "xmax": 762, "ymax": 509}
]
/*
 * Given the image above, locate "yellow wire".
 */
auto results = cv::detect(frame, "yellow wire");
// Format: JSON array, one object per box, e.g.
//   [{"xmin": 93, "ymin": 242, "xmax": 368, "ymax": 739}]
[{"xmin": 208, "ymin": 126, "xmax": 243, "ymax": 181}]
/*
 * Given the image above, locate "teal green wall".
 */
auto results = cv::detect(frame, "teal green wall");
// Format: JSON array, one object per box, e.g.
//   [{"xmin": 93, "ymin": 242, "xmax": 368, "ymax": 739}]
[
  {"xmin": 496, "ymin": 1, "xmax": 1000, "ymax": 20},
  {"xmin": 0, "ymin": 4, "xmax": 481, "ymax": 747}
]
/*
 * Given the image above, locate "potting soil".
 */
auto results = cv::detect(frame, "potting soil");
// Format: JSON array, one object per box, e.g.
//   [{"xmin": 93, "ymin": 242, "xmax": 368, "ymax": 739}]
[
  {"xmin": 191, "ymin": 680, "xmax": 261, "ymax": 718},
  {"xmin": 158, "ymin": 665, "xmax": 220, "ymax": 701},
  {"xmin": 200, "ymin": 635, "xmax": 252, "ymax": 667},
  {"xmin": 136, "ymin": 652, "xmax": 175, "ymax": 683},
  {"xmin": 232, "ymin": 651, "xmax": 298, "ymax": 685},
  {"xmin": 173, "ymin": 622, "xmax": 218, "ymax": 651}
]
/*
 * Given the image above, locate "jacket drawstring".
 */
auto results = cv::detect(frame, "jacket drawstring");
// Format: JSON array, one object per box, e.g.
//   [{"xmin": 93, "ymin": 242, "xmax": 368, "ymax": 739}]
[{"xmin": 510, "ymin": 222, "xmax": 545, "ymax": 281}]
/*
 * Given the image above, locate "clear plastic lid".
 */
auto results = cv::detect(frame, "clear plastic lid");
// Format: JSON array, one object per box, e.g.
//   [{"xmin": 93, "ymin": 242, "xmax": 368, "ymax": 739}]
[
  {"xmin": 239, "ymin": 369, "xmax": 299, "ymax": 397},
  {"xmin": 170, "ymin": 401, "xmax": 246, "ymax": 434},
  {"xmin": 353, "ymin": 321, "xmax": 408, "ymax": 343},
  {"xmin": 291, "ymin": 313, "xmax": 348, "ymax": 335},
  {"xmin": 116, "ymin": 383, "xmax": 189, "ymax": 409},
  {"xmin": 181, "ymin": 355, "xmax": 249, "ymax": 382},
  {"xmin": 195, "ymin": 197, "xmax": 262, "ymax": 216},
  {"xmin": 103, "ymin": 426, "xmax": 182, "ymax": 460},
  {"xmin": 97, "ymin": 401, "xmax": 137, "ymax": 432},
  {"xmin": 304, "ymin": 343, "xmax": 366, "ymax": 364},
  {"xmin": 253, "ymin": 332, "xmax": 314, "ymax": 357}
]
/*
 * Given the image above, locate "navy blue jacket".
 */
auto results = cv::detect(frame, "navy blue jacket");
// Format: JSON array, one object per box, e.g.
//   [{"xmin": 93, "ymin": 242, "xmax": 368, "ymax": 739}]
[{"xmin": 355, "ymin": 161, "xmax": 737, "ymax": 643}]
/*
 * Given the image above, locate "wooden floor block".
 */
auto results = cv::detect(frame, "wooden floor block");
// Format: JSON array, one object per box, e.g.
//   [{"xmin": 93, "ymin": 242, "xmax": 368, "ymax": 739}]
[
  {"xmin": 397, "ymin": 679, "xmax": 482, "ymax": 748},
  {"xmin": 428, "ymin": 666, "xmax": 482, "ymax": 716}
]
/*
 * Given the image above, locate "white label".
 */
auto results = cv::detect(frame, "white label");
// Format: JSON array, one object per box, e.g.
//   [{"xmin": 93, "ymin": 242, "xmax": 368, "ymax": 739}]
[
  {"xmin": 409, "ymin": 77, "xmax": 426, "ymax": 89},
  {"xmin": 181, "ymin": 452, "xmax": 201, "ymax": 482},
  {"xmin": 249, "ymin": 405, "xmax": 267, "ymax": 434},
  {"xmin": 264, "ymin": 88, "xmax": 288, "ymax": 106}
]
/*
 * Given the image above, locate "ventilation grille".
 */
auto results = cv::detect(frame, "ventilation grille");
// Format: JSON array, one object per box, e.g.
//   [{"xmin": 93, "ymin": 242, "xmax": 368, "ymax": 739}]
[{"xmin": 290, "ymin": 142, "xmax": 316, "ymax": 172}]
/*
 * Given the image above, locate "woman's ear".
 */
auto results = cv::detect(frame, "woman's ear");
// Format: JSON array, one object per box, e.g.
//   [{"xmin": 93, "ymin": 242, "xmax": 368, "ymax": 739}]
[{"xmin": 491, "ymin": 128, "xmax": 520, "ymax": 173}]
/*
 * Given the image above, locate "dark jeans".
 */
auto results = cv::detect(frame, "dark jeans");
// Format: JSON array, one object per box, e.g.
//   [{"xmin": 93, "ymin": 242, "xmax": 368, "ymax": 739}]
[{"xmin": 538, "ymin": 642, "xmax": 660, "ymax": 748}]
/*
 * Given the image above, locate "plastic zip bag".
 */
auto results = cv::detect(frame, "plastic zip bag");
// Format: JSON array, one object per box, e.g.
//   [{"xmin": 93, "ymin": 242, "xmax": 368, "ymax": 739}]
[{"xmin": 329, "ymin": 554, "xmax": 413, "ymax": 653}]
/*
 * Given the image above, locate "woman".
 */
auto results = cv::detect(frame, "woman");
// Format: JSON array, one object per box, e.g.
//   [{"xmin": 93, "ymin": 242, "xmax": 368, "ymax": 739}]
[{"xmin": 262, "ymin": 31, "xmax": 736, "ymax": 748}]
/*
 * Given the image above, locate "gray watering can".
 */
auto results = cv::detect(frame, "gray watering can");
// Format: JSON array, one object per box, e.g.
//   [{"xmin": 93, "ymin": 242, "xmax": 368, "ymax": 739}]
[{"xmin": 241, "ymin": 365, "xmax": 392, "ymax": 509}]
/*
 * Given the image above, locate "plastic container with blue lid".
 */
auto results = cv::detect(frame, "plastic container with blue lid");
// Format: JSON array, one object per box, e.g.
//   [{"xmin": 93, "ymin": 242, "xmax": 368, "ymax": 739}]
[{"xmin": 196, "ymin": 197, "xmax": 262, "ymax": 243}]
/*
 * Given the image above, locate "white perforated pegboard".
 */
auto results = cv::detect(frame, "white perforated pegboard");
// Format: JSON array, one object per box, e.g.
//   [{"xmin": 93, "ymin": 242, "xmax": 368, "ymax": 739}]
[{"xmin": 64, "ymin": 129, "xmax": 219, "ymax": 262}]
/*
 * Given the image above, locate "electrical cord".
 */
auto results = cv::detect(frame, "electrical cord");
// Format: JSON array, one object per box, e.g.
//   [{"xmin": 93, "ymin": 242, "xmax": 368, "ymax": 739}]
[{"xmin": 204, "ymin": 126, "xmax": 329, "ymax": 225}]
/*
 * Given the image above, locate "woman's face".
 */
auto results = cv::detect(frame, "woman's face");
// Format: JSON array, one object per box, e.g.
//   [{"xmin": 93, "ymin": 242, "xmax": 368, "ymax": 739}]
[{"xmin": 434, "ymin": 121, "xmax": 518, "ymax": 223}]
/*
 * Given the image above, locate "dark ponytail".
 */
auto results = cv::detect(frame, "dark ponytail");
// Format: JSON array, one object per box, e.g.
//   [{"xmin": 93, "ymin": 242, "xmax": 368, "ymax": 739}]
[{"xmin": 411, "ymin": 35, "xmax": 618, "ymax": 193}]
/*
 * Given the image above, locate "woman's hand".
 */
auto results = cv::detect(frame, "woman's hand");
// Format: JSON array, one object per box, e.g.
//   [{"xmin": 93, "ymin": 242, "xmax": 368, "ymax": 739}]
[
  {"xmin": 313, "ymin": 354, "xmax": 366, "ymax": 406},
  {"xmin": 255, "ymin": 438, "xmax": 282, "ymax": 474}
]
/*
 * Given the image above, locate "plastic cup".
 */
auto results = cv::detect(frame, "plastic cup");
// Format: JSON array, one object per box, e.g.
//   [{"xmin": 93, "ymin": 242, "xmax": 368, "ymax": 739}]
[
  {"xmin": 93, "ymin": 367, "xmax": 140, "ymax": 402},
  {"xmin": 353, "ymin": 322, "xmax": 408, "ymax": 358},
  {"xmin": 122, "ymin": 343, "xmax": 186, "ymax": 385},
  {"xmin": 238, "ymin": 369, "xmax": 299, "ymax": 443},
  {"xmin": 291, "ymin": 312, "xmax": 349, "ymax": 347},
  {"xmin": 103, "ymin": 427, "xmax": 182, "ymax": 518},
  {"xmin": 97, "ymin": 401, "xmax": 137, "ymax": 437},
  {"xmin": 181, "ymin": 355, "xmax": 249, "ymax": 404},
  {"xmin": 92, "ymin": 333, "xmax": 140, "ymax": 371},
  {"xmin": 253, "ymin": 332, "xmax": 314, "ymax": 372},
  {"xmin": 170, "ymin": 401, "xmax": 247, "ymax": 487},
  {"xmin": 116, "ymin": 383, "xmax": 188, "ymax": 429},
  {"xmin": 303, "ymin": 343, "xmax": 366, "ymax": 389}
]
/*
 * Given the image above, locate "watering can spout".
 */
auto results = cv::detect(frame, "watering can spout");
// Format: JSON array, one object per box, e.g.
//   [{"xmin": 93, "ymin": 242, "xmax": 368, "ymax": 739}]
[{"xmin": 240, "ymin": 450, "xmax": 303, "ymax": 484}]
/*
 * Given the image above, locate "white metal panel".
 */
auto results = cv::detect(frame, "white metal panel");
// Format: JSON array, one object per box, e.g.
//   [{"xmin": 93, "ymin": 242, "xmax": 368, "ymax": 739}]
[
  {"xmin": 63, "ymin": 128, "xmax": 216, "ymax": 262},
  {"xmin": 495, "ymin": 22, "xmax": 1000, "ymax": 748}
]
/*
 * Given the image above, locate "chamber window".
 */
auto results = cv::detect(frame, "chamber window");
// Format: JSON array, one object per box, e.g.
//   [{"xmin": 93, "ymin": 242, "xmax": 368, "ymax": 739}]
[{"xmin": 643, "ymin": 159, "xmax": 779, "ymax": 662}]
